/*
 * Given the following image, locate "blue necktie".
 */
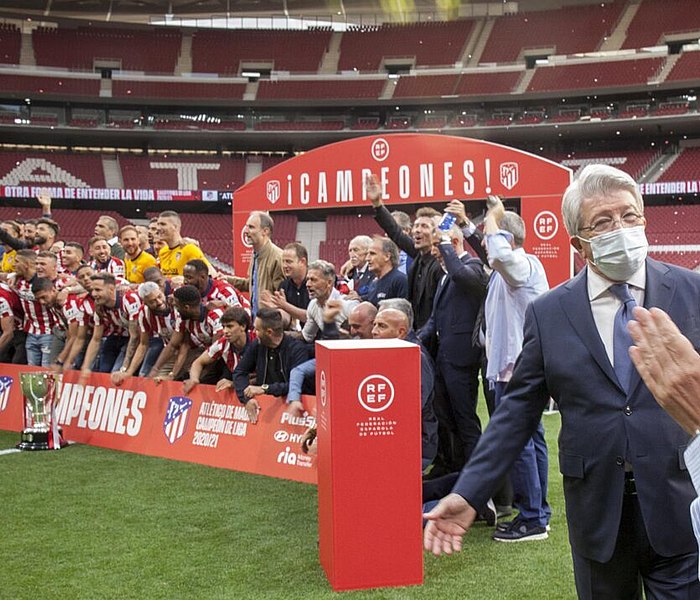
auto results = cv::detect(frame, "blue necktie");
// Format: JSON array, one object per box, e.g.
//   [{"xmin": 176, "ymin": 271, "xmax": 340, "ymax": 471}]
[{"xmin": 609, "ymin": 283, "xmax": 637, "ymax": 393}]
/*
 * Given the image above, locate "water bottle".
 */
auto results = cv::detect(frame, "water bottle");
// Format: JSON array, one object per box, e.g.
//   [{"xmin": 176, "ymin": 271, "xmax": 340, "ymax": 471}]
[{"xmin": 437, "ymin": 212, "xmax": 457, "ymax": 232}]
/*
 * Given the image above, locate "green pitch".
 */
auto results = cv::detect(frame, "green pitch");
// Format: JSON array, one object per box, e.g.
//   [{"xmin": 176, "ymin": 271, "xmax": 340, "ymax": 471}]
[{"xmin": 1, "ymin": 410, "xmax": 575, "ymax": 599}]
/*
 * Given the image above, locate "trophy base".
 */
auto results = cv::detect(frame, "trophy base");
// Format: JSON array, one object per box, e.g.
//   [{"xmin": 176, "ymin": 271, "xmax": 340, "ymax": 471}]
[{"xmin": 17, "ymin": 428, "xmax": 66, "ymax": 451}]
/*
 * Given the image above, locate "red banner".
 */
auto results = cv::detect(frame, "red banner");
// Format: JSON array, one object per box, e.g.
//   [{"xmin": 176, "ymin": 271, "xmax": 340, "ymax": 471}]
[
  {"xmin": 0, "ymin": 365, "xmax": 317, "ymax": 484},
  {"xmin": 232, "ymin": 134, "xmax": 573, "ymax": 287}
]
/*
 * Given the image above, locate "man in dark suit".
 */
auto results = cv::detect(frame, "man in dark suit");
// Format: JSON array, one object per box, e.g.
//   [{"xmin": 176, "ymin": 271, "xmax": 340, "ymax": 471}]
[
  {"xmin": 424, "ymin": 164, "xmax": 700, "ymax": 599},
  {"xmin": 418, "ymin": 222, "xmax": 488, "ymax": 466}
]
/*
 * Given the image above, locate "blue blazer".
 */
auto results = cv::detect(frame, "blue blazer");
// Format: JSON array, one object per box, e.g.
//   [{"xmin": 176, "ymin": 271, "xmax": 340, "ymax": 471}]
[
  {"xmin": 454, "ymin": 258, "xmax": 700, "ymax": 562},
  {"xmin": 418, "ymin": 243, "xmax": 487, "ymax": 367}
]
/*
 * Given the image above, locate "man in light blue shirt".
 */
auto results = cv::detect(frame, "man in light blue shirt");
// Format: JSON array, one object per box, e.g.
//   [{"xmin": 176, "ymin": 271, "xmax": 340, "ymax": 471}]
[{"xmin": 483, "ymin": 197, "xmax": 551, "ymax": 542}]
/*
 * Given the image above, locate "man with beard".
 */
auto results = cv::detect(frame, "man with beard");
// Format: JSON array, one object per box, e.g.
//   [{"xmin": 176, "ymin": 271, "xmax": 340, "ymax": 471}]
[
  {"xmin": 61, "ymin": 242, "xmax": 85, "ymax": 276},
  {"xmin": 89, "ymin": 236, "xmax": 126, "ymax": 280},
  {"xmin": 0, "ymin": 279, "xmax": 24, "ymax": 363},
  {"xmin": 111, "ymin": 280, "xmax": 177, "ymax": 385},
  {"xmin": 147, "ymin": 284, "xmax": 224, "ymax": 383},
  {"xmin": 183, "ymin": 259, "xmax": 244, "ymax": 310},
  {"xmin": 120, "ymin": 225, "xmax": 156, "ymax": 284}
]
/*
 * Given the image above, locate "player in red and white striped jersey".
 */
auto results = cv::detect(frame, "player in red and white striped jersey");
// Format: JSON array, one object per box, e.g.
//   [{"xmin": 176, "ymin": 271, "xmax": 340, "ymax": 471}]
[
  {"xmin": 111, "ymin": 281, "xmax": 177, "ymax": 385},
  {"xmin": 79, "ymin": 272, "xmax": 141, "ymax": 382},
  {"xmin": 147, "ymin": 284, "xmax": 223, "ymax": 383},
  {"xmin": 183, "ymin": 259, "xmax": 248, "ymax": 311},
  {"xmin": 12, "ymin": 250, "xmax": 69, "ymax": 366},
  {"xmin": 89, "ymin": 236, "xmax": 126, "ymax": 280},
  {"xmin": 63, "ymin": 264, "xmax": 96, "ymax": 370},
  {"xmin": 32, "ymin": 277, "xmax": 85, "ymax": 370},
  {"xmin": 0, "ymin": 281, "xmax": 25, "ymax": 363},
  {"xmin": 183, "ymin": 306, "xmax": 252, "ymax": 394}
]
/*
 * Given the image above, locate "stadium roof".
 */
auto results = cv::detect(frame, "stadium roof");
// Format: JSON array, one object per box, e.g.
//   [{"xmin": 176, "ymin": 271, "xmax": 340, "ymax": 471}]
[{"xmin": 0, "ymin": 0, "xmax": 578, "ymax": 24}]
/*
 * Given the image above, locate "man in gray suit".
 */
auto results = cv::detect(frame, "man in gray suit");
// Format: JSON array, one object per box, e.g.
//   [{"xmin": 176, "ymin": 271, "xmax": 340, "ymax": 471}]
[{"xmin": 424, "ymin": 164, "xmax": 700, "ymax": 599}]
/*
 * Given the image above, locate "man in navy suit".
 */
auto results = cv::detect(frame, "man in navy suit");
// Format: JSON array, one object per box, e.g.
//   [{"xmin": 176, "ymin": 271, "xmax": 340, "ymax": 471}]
[
  {"xmin": 424, "ymin": 164, "xmax": 700, "ymax": 598},
  {"xmin": 418, "ymin": 221, "xmax": 488, "ymax": 466}
]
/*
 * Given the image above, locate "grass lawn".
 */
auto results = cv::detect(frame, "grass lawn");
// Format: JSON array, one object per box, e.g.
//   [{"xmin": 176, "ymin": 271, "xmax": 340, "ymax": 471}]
[{"xmin": 1, "ymin": 409, "xmax": 576, "ymax": 599}]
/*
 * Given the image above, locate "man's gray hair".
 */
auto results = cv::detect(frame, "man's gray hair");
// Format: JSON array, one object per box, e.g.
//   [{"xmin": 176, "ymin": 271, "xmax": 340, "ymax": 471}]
[
  {"xmin": 373, "ymin": 236, "xmax": 400, "ymax": 268},
  {"xmin": 98, "ymin": 215, "xmax": 119, "ymax": 234},
  {"xmin": 500, "ymin": 211, "xmax": 526, "ymax": 247},
  {"xmin": 391, "ymin": 210, "xmax": 412, "ymax": 233},
  {"xmin": 378, "ymin": 297, "xmax": 413, "ymax": 330},
  {"xmin": 307, "ymin": 259, "xmax": 336, "ymax": 281},
  {"xmin": 561, "ymin": 164, "xmax": 643, "ymax": 236},
  {"xmin": 349, "ymin": 235, "xmax": 372, "ymax": 250},
  {"xmin": 252, "ymin": 210, "xmax": 274, "ymax": 234},
  {"xmin": 138, "ymin": 281, "xmax": 160, "ymax": 299}
]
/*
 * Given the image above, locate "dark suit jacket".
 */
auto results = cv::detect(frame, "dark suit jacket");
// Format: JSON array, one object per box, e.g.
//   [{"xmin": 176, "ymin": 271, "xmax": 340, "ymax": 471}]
[
  {"xmin": 454, "ymin": 259, "xmax": 700, "ymax": 562},
  {"xmin": 418, "ymin": 243, "xmax": 487, "ymax": 368},
  {"xmin": 374, "ymin": 205, "xmax": 443, "ymax": 329}
]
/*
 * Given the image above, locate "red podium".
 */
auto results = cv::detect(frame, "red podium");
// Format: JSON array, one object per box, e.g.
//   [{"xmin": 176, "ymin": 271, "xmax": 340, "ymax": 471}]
[{"xmin": 315, "ymin": 339, "xmax": 423, "ymax": 591}]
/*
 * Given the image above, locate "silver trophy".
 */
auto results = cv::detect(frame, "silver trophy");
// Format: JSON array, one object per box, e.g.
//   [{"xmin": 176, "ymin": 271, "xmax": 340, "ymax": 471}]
[{"xmin": 18, "ymin": 371, "xmax": 63, "ymax": 451}]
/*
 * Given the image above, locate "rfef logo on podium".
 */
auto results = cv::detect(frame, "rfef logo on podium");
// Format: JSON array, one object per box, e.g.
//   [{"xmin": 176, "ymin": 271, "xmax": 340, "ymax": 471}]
[{"xmin": 357, "ymin": 375, "xmax": 394, "ymax": 412}]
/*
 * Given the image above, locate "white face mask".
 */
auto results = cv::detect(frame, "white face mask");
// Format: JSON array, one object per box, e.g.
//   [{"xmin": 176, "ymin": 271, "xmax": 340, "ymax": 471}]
[{"xmin": 579, "ymin": 225, "xmax": 648, "ymax": 282}]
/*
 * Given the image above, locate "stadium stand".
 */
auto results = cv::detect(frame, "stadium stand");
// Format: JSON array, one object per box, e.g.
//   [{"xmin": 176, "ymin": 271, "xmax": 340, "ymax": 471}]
[
  {"xmin": 646, "ymin": 205, "xmax": 700, "ymax": 236},
  {"xmin": 262, "ymin": 155, "xmax": 290, "ymax": 171},
  {"xmin": 392, "ymin": 75, "xmax": 459, "ymax": 98},
  {"xmin": 454, "ymin": 71, "xmax": 522, "ymax": 96},
  {"xmin": 256, "ymin": 79, "xmax": 384, "ymax": 100},
  {"xmin": 338, "ymin": 20, "xmax": 475, "ymax": 71},
  {"xmin": 191, "ymin": 29, "xmax": 332, "ymax": 75},
  {"xmin": 351, "ymin": 116, "xmax": 381, "ymax": 130},
  {"xmin": 528, "ymin": 57, "xmax": 664, "ymax": 93},
  {"xmin": 0, "ymin": 23, "xmax": 21, "ymax": 64},
  {"xmin": 32, "ymin": 26, "xmax": 182, "ymax": 73},
  {"xmin": 112, "ymin": 79, "xmax": 247, "ymax": 101},
  {"xmin": 622, "ymin": 0, "xmax": 700, "ymax": 50},
  {"xmin": 545, "ymin": 149, "xmax": 660, "ymax": 180},
  {"xmin": 254, "ymin": 120, "xmax": 344, "ymax": 131},
  {"xmin": 655, "ymin": 147, "xmax": 700, "ymax": 182},
  {"xmin": 0, "ymin": 151, "xmax": 106, "ymax": 187},
  {"xmin": 0, "ymin": 73, "xmax": 101, "ymax": 97},
  {"xmin": 119, "ymin": 156, "xmax": 246, "ymax": 191},
  {"xmin": 666, "ymin": 49, "xmax": 700, "ymax": 83},
  {"xmin": 479, "ymin": 2, "xmax": 625, "ymax": 63}
]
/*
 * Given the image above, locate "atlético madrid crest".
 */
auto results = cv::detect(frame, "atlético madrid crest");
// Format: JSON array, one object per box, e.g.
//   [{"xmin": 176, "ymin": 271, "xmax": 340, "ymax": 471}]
[
  {"xmin": 0, "ymin": 375, "xmax": 12, "ymax": 412},
  {"xmin": 266, "ymin": 180, "xmax": 280, "ymax": 204},
  {"xmin": 500, "ymin": 162, "xmax": 519, "ymax": 190},
  {"xmin": 163, "ymin": 396, "xmax": 193, "ymax": 444}
]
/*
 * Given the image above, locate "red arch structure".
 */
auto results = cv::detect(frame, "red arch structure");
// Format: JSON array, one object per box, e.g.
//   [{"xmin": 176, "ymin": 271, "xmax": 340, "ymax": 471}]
[{"xmin": 233, "ymin": 134, "xmax": 573, "ymax": 286}]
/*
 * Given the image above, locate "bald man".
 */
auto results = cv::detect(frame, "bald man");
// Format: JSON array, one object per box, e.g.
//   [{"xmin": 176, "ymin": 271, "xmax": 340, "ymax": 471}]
[
  {"xmin": 348, "ymin": 301, "xmax": 377, "ymax": 340},
  {"xmin": 373, "ymin": 306, "xmax": 438, "ymax": 470}
]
